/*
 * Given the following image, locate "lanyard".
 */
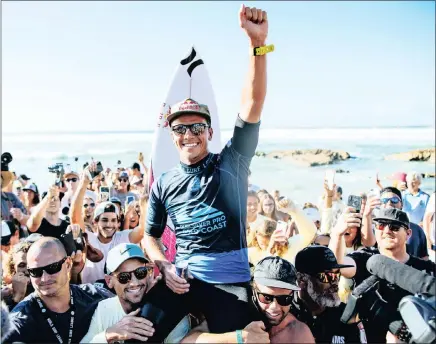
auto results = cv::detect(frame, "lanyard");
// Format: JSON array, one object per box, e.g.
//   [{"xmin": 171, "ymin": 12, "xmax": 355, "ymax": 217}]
[{"xmin": 36, "ymin": 289, "xmax": 75, "ymax": 344}]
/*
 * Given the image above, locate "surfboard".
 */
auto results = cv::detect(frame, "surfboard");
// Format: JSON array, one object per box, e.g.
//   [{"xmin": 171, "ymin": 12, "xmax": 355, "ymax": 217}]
[{"xmin": 148, "ymin": 46, "xmax": 222, "ymax": 263}]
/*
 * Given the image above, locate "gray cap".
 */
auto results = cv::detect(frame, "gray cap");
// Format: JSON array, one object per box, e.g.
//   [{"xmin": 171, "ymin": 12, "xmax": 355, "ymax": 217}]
[{"xmin": 254, "ymin": 256, "xmax": 300, "ymax": 291}]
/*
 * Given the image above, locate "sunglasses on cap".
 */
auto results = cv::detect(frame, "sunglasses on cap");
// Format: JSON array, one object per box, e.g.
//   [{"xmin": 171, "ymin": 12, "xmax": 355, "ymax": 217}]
[
  {"xmin": 316, "ymin": 271, "xmax": 341, "ymax": 284},
  {"xmin": 83, "ymin": 203, "xmax": 95, "ymax": 208},
  {"xmin": 171, "ymin": 123, "xmax": 209, "ymax": 136},
  {"xmin": 254, "ymin": 288, "xmax": 294, "ymax": 306},
  {"xmin": 66, "ymin": 178, "xmax": 78, "ymax": 183},
  {"xmin": 375, "ymin": 221, "xmax": 406, "ymax": 232},
  {"xmin": 28, "ymin": 257, "xmax": 67, "ymax": 278},
  {"xmin": 113, "ymin": 266, "xmax": 152, "ymax": 284},
  {"xmin": 381, "ymin": 197, "xmax": 401, "ymax": 205}
]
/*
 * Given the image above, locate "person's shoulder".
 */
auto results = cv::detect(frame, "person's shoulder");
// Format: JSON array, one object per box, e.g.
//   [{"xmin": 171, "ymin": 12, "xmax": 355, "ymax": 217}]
[
  {"xmin": 407, "ymin": 255, "xmax": 436, "ymax": 275},
  {"xmin": 410, "ymin": 222, "xmax": 423, "ymax": 231},
  {"xmin": 279, "ymin": 316, "xmax": 314, "ymax": 342},
  {"xmin": 349, "ymin": 246, "xmax": 378, "ymax": 257},
  {"xmin": 72, "ymin": 283, "xmax": 114, "ymax": 300},
  {"xmin": 154, "ymin": 167, "xmax": 182, "ymax": 188},
  {"xmin": 420, "ymin": 190, "xmax": 430, "ymax": 198},
  {"xmin": 347, "ymin": 247, "xmax": 378, "ymax": 263},
  {"xmin": 115, "ymin": 229, "xmax": 132, "ymax": 241},
  {"xmin": 93, "ymin": 295, "xmax": 119, "ymax": 311},
  {"xmin": 10, "ymin": 292, "xmax": 36, "ymax": 314}
]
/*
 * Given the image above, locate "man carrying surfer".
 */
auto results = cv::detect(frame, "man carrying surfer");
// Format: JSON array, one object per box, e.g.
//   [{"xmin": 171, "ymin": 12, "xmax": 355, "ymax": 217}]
[{"xmin": 142, "ymin": 4, "xmax": 270, "ymax": 340}]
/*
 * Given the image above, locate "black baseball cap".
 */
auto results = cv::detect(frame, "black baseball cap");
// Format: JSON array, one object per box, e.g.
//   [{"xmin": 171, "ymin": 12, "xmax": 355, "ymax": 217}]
[
  {"xmin": 19, "ymin": 174, "xmax": 31, "ymax": 181},
  {"xmin": 131, "ymin": 162, "xmax": 140, "ymax": 170},
  {"xmin": 295, "ymin": 246, "xmax": 353, "ymax": 275},
  {"xmin": 373, "ymin": 208, "xmax": 409, "ymax": 228},
  {"xmin": 254, "ymin": 256, "xmax": 300, "ymax": 291}
]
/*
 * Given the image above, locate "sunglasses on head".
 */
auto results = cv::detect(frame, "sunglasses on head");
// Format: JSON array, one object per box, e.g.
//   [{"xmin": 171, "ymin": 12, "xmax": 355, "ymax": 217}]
[
  {"xmin": 171, "ymin": 123, "xmax": 208, "ymax": 136},
  {"xmin": 66, "ymin": 178, "xmax": 78, "ymax": 183},
  {"xmin": 84, "ymin": 203, "xmax": 95, "ymax": 208},
  {"xmin": 113, "ymin": 266, "xmax": 151, "ymax": 284},
  {"xmin": 28, "ymin": 257, "xmax": 67, "ymax": 278},
  {"xmin": 316, "ymin": 271, "xmax": 341, "ymax": 284},
  {"xmin": 254, "ymin": 288, "xmax": 294, "ymax": 306},
  {"xmin": 375, "ymin": 221, "xmax": 406, "ymax": 232},
  {"xmin": 381, "ymin": 197, "xmax": 401, "ymax": 205}
]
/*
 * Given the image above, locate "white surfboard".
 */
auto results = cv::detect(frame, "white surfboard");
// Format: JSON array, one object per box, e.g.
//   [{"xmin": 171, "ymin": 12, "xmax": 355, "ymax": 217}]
[{"xmin": 148, "ymin": 46, "xmax": 222, "ymax": 263}]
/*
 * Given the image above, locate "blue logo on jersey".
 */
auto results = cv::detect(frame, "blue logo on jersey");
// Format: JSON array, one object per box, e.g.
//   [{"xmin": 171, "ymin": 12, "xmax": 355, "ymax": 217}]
[
  {"xmin": 175, "ymin": 201, "xmax": 224, "ymax": 225},
  {"xmin": 173, "ymin": 201, "xmax": 227, "ymax": 236}
]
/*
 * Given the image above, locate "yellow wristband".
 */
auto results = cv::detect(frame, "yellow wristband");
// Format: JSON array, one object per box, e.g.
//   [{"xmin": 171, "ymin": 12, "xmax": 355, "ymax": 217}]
[{"xmin": 253, "ymin": 44, "xmax": 275, "ymax": 56}]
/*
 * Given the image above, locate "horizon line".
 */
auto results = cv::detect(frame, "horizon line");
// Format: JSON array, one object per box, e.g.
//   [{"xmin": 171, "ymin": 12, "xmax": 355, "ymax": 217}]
[{"xmin": 3, "ymin": 125, "xmax": 435, "ymax": 136}]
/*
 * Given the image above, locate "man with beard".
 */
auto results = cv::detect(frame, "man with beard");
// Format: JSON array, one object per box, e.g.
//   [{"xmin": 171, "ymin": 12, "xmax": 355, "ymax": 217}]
[
  {"xmin": 3, "ymin": 237, "xmax": 112, "ymax": 343},
  {"xmin": 80, "ymin": 201, "xmax": 145, "ymax": 284},
  {"xmin": 81, "ymin": 243, "xmax": 191, "ymax": 343},
  {"xmin": 330, "ymin": 207, "xmax": 435, "ymax": 342},
  {"xmin": 181, "ymin": 257, "xmax": 314, "ymax": 344},
  {"xmin": 292, "ymin": 246, "xmax": 366, "ymax": 344}
]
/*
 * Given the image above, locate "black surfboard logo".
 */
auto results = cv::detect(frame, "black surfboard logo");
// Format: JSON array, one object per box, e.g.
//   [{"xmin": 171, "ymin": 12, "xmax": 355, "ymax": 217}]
[{"xmin": 180, "ymin": 47, "xmax": 204, "ymax": 77}]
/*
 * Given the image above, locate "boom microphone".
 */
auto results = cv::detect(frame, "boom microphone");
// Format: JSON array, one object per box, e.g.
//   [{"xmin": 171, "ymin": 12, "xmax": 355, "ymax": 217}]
[{"xmin": 366, "ymin": 255, "xmax": 436, "ymax": 296}]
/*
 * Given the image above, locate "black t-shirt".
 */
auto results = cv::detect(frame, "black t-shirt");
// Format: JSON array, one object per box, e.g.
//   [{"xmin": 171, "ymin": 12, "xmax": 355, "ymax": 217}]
[
  {"xmin": 146, "ymin": 117, "xmax": 260, "ymax": 284},
  {"xmin": 292, "ymin": 298, "xmax": 365, "ymax": 343},
  {"xmin": 4, "ymin": 284, "xmax": 113, "ymax": 343},
  {"xmin": 35, "ymin": 217, "xmax": 69, "ymax": 240},
  {"xmin": 348, "ymin": 248, "xmax": 436, "ymax": 342},
  {"xmin": 407, "ymin": 222, "xmax": 429, "ymax": 258}
]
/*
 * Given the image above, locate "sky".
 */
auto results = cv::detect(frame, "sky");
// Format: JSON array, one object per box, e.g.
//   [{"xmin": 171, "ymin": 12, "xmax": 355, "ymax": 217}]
[{"xmin": 2, "ymin": 1, "xmax": 435, "ymax": 133}]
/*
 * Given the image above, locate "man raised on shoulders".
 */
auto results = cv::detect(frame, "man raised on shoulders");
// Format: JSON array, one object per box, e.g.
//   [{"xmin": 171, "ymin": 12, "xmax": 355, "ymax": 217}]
[{"xmin": 142, "ymin": 4, "xmax": 270, "ymax": 337}]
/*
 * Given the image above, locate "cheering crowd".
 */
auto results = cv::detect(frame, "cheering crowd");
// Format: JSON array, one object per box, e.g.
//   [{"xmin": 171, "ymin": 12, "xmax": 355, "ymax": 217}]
[{"xmin": 2, "ymin": 5, "xmax": 436, "ymax": 344}]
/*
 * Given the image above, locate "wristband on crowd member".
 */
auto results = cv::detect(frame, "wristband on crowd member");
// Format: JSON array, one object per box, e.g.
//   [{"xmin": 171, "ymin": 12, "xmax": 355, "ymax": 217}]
[
  {"xmin": 253, "ymin": 44, "xmax": 274, "ymax": 56},
  {"xmin": 236, "ymin": 329, "xmax": 243, "ymax": 344}
]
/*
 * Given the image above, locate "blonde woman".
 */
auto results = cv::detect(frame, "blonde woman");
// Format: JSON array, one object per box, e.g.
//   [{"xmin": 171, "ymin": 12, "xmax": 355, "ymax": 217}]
[{"xmin": 249, "ymin": 199, "xmax": 317, "ymax": 267}]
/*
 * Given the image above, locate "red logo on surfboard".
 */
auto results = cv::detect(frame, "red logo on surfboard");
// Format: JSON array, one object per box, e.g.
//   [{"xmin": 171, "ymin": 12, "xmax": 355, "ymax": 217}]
[{"xmin": 159, "ymin": 103, "xmax": 171, "ymax": 128}]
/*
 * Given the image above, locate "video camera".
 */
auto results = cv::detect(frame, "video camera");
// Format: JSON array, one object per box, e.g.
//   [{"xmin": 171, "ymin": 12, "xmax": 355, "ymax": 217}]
[
  {"xmin": 341, "ymin": 255, "xmax": 436, "ymax": 343},
  {"xmin": 48, "ymin": 163, "xmax": 65, "ymax": 186}
]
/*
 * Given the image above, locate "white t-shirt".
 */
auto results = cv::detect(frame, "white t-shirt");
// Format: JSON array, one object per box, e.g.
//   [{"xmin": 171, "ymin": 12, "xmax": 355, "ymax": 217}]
[
  {"xmin": 81, "ymin": 230, "xmax": 132, "ymax": 284},
  {"xmin": 80, "ymin": 296, "xmax": 191, "ymax": 343}
]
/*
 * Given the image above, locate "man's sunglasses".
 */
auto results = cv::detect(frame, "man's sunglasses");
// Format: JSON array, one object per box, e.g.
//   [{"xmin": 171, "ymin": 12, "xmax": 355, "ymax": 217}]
[
  {"xmin": 113, "ymin": 266, "xmax": 152, "ymax": 284},
  {"xmin": 316, "ymin": 271, "xmax": 341, "ymax": 284},
  {"xmin": 375, "ymin": 221, "xmax": 406, "ymax": 232},
  {"xmin": 254, "ymin": 288, "xmax": 294, "ymax": 306},
  {"xmin": 28, "ymin": 257, "xmax": 67, "ymax": 278},
  {"xmin": 66, "ymin": 178, "xmax": 78, "ymax": 183},
  {"xmin": 84, "ymin": 203, "xmax": 96, "ymax": 208},
  {"xmin": 171, "ymin": 123, "xmax": 208, "ymax": 136},
  {"xmin": 381, "ymin": 197, "xmax": 401, "ymax": 205},
  {"xmin": 118, "ymin": 178, "xmax": 128, "ymax": 183}
]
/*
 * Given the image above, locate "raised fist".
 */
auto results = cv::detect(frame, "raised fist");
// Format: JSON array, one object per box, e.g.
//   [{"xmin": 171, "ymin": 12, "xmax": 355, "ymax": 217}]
[{"xmin": 239, "ymin": 5, "xmax": 268, "ymax": 45}]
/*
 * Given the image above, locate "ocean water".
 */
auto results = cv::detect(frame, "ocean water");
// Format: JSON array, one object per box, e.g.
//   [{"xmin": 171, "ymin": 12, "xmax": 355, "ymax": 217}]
[{"xmin": 3, "ymin": 127, "xmax": 435, "ymax": 205}]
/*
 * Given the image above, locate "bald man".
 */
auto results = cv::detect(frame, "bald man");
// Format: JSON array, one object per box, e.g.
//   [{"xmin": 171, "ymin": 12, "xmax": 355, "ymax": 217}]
[{"xmin": 3, "ymin": 237, "xmax": 112, "ymax": 343}]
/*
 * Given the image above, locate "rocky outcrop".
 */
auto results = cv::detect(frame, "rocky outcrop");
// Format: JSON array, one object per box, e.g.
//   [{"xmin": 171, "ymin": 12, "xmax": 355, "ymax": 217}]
[
  {"xmin": 422, "ymin": 173, "xmax": 435, "ymax": 178},
  {"xmin": 255, "ymin": 149, "xmax": 351, "ymax": 167},
  {"xmin": 385, "ymin": 148, "xmax": 435, "ymax": 162}
]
